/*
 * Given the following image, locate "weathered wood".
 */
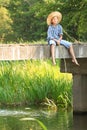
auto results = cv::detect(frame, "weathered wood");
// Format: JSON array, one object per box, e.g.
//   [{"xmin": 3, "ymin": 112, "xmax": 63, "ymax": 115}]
[
  {"xmin": 60, "ymin": 57, "xmax": 87, "ymax": 113},
  {"xmin": 60, "ymin": 58, "xmax": 87, "ymax": 74},
  {"xmin": 73, "ymin": 74, "xmax": 87, "ymax": 112},
  {"xmin": 56, "ymin": 43, "xmax": 87, "ymax": 58},
  {"xmin": 0, "ymin": 43, "xmax": 87, "ymax": 61},
  {"xmin": 0, "ymin": 44, "xmax": 50, "ymax": 60}
]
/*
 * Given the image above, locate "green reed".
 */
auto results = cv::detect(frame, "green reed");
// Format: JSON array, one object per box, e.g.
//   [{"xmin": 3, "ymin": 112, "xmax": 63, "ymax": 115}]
[
  {"xmin": 20, "ymin": 117, "xmax": 47, "ymax": 130},
  {"xmin": 0, "ymin": 60, "xmax": 72, "ymax": 108}
]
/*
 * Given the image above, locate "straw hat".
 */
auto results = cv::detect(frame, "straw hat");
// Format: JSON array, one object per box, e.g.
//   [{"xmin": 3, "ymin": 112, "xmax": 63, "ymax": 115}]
[{"xmin": 47, "ymin": 11, "xmax": 62, "ymax": 25}]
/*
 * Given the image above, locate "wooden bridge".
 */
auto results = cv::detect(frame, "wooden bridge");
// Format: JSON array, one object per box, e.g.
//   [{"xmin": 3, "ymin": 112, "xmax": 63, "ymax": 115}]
[{"xmin": 0, "ymin": 43, "xmax": 87, "ymax": 113}]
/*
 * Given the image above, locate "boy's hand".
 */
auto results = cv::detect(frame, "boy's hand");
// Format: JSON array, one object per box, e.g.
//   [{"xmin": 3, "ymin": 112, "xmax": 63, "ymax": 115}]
[
  {"xmin": 56, "ymin": 40, "xmax": 60, "ymax": 45},
  {"xmin": 53, "ymin": 39, "xmax": 60, "ymax": 45}
]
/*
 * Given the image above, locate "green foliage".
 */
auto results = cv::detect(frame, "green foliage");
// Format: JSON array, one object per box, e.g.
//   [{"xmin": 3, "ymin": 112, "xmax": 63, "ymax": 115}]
[
  {"xmin": 0, "ymin": 60, "xmax": 72, "ymax": 109},
  {"xmin": 0, "ymin": 0, "xmax": 87, "ymax": 42},
  {"xmin": 8, "ymin": 0, "xmax": 48, "ymax": 42},
  {"xmin": 0, "ymin": 0, "xmax": 10, "ymax": 7},
  {"xmin": 0, "ymin": 7, "xmax": 12, "ymax": 42},
  {"xmin": 61, "ymin": 0, "xmax": 87, "ymax": 41}
]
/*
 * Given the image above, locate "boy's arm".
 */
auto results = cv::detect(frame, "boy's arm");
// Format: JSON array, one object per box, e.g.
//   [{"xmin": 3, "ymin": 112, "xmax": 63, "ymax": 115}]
[{"xmin": 47, "ymin": 26, "xmax": 54, "ymax": 40}]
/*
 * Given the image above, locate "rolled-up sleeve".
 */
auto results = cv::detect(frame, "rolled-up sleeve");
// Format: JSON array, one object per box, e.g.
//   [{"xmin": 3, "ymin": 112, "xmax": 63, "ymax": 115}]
[
  {"xmin": 58, "ymin": 25, "xmax": 63, "ymax": 36},
  {"xmin": 47, "ymin": 26, "xmax": 54, "ymax": 41}
]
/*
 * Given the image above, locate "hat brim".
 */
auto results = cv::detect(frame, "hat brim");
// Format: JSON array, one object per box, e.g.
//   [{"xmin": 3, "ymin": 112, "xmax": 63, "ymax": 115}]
[{"xmin": 47, "ymin": 11, "xmax": 62, "ymax": 25}]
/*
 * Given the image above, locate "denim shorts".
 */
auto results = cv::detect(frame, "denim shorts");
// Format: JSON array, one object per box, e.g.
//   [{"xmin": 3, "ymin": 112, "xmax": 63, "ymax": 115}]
[{"xmin": 48, "ymin": 39, "xmax": 72, "ymax": 48}]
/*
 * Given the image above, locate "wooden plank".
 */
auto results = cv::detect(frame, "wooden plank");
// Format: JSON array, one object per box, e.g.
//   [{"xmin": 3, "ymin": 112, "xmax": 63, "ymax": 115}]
[{"xmin": 0, "ymin": 43, "xmax": 87, "ymax": 61}]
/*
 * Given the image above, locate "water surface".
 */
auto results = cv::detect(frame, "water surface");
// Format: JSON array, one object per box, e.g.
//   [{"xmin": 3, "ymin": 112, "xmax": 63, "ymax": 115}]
[
  {"xmin": 0, "ymin": 107, "xmax": 72, "ymax": 130},
  {"xmin": 0, "ymin": 107, "xmax": 87, "ymax": 130}
]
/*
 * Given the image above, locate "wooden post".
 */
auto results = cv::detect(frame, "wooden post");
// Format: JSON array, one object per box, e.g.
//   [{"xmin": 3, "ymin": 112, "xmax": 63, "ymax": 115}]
[{"xmin": 60, "ymin": 58, "xmax": 87, "ymax": 113}]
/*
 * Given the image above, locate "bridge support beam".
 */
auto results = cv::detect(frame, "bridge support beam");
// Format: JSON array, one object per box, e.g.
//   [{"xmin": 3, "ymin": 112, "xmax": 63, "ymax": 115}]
[
  {"xmin": 60, "ymin": 58, "xmax": 87, "ymax": 113},
  {"xmin": 73, "ymin": 74, "xmax": 87, "ymax": 113}
]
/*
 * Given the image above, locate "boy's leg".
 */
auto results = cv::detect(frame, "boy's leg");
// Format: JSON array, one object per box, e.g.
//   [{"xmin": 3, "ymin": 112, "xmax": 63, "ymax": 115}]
[
  {"xmin": 69, "ymin": 45, "xmax": 79, "ymax": 66},
  {"xmin": 48, "ymin": 40, "xmax": 56, "ymax": 65},
  {"xmin": 60, "ymin": 40, "xmax": 79, "ymax": 66},
  {"xmin": 50, "ymin": 44, "xmax": 56, "ymax": 65}
]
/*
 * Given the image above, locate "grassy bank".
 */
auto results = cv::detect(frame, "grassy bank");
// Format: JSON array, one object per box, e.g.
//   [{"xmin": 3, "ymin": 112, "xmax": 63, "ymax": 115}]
[{"xmin": 0, "ymin": 60, "xmax": 72, "ymax": 109}]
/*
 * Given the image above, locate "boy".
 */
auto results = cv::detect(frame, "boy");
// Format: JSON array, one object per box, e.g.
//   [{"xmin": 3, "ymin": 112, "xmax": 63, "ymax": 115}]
[{"xmin": 47, "ymin": 11, "xmax": 79, "ymax": 66}]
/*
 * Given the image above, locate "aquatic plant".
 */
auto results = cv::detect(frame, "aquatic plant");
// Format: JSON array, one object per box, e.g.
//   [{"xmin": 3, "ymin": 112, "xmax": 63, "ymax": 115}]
[
  {"xmin": 0, "ymin": 60, "xmax": 72, "ymax": 108},
  {"xmin": 42, "ymin": 97, "xmax": 57, "ymax": 110},
  {"xmin": 20, "ymin": 117, "xmax": 47, "ymax": 130}
]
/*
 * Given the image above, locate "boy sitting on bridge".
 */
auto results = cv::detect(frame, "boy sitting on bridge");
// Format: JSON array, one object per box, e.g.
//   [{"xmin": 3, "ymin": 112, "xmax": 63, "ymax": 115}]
[{"xmin": 47, "ymin": 11, "xmax": 79, "ymax": 66}]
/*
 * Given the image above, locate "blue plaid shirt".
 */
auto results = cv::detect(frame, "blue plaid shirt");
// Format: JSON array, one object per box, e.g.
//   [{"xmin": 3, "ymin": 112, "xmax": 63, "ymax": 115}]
[{"xmin": 47, "ymin": 24, "xmax": 63, "ymax": 41}]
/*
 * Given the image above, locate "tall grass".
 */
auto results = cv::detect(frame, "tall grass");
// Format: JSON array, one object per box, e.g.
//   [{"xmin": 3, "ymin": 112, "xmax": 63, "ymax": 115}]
[{"xmin": 0, "ymin": 60, "xmax": 72, "ymax": 108}]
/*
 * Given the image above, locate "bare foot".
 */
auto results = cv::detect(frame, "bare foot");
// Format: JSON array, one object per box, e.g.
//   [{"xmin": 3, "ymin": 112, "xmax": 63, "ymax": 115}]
[
  {"xmin": 52, "ymin": 62, "xmax": 56, "ymax": 66},
  {"xmin": 52, "ymin": 59, "xmax": 56, "ymax": 66},
  {"xmin": 72, "ymin": 59, "xmax": 80, "ymax": 66}
]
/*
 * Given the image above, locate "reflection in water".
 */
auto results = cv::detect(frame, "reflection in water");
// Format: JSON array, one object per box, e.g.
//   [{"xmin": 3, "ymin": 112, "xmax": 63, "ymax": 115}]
[
  {"xmin": 0, "ymin": 107, "xmax": 87, "ymax": 130},
  {"xmin": 72, "ymin": 114, "xmax": 87, "ymax": 130},
  {"xmin": 0, "ymin": 108, "xmax": 87, "ymax": 130},
  {"xmin": 40, "ymin": 109, "xmax": 73, "ymax": 130},
  {"xmin": 0, "ymin": 107, "xmax": 72, "ymax": 130}
]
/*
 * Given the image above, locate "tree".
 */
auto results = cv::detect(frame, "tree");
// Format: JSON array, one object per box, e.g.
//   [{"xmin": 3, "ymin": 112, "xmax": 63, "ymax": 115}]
[
  {"xmin": 0, "ymin": 0, "xmax": 10, "ymax": 7},
  {"xmin": 61, "ymin": 0, "xmax": 87, "ymax": 41},
  {"xmin": 2, "ymin": 0, "xmax": 87, "ymax": 42},
  {"xmin": 8, "ymin": 0, "xmax": 64, "ymax": 42},
  {"xmin": 0, "ymin": 6, "xmax": 12, "ymax": 42}
]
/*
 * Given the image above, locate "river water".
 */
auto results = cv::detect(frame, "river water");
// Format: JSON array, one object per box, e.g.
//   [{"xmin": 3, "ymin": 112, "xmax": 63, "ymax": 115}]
[{"xmin": 0, "ymin": 107, "xmax": 87, "ymax": 130}]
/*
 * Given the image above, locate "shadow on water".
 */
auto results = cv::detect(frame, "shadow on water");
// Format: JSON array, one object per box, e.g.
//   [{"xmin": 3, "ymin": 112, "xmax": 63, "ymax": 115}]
[
  {"xmin": 72, "ymin": 113, "xmax": 87, "ymax": 130},
  {"xmin": 0, "ymin": 107, "xmax": 87, "ymax": 130}
]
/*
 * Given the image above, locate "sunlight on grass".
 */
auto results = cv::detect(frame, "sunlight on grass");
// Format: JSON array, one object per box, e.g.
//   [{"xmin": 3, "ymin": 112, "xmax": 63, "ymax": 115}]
[{"xmin": 0, "ymin": 60, "xmax": 72, "ymax": 108}]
